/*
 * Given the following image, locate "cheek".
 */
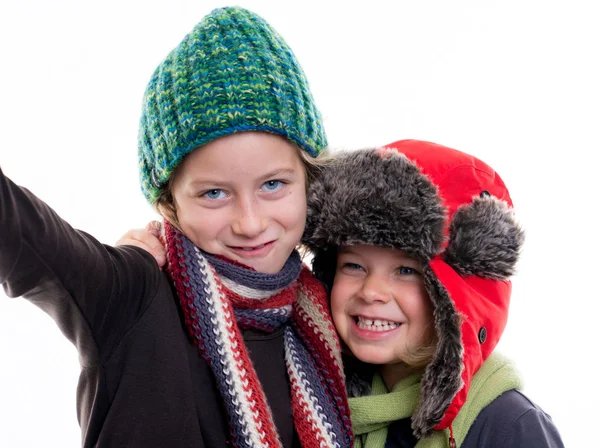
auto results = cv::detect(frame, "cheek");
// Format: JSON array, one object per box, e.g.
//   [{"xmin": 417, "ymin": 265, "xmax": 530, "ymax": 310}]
[
  {"xmin": 177, "ymin": 201, "xmax": 202, "ymax": 227},
  {"xmin": 280, "ymin": 189, "xmax": 307, "ymax": 229},
  {"xmin": 405, "ymin": 292, "xmax": 434, "ymax": 338},
  {"xmin": 178, "ymin": 206, "xmax": 228, "ymax": 242}
]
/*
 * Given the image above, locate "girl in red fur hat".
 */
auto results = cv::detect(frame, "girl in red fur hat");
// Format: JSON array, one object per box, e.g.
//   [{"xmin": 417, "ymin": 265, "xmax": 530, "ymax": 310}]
[{"xmin": 301, "ymin": 139, "xmax": 564, "ymax": 447}]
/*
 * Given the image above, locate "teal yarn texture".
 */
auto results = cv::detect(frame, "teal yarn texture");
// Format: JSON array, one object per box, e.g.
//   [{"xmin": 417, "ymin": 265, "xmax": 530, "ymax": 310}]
[{"xmin": 138, "ymin": 7, "xmax": 327, "ymax": 204}]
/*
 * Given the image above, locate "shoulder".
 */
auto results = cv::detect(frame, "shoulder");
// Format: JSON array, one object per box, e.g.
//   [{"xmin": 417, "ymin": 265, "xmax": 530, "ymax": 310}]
[
  {"xmin": 107, "ymin": 243, "xmax": 166, "ymax": 307},
  {"xmin": 90, "ymin": 244, "xmax": 172, "ymax": 360},
  {"xmin": 109, "ymin": 244, "xmax": 163, "ymax": 281},
  {"xmin": 463, "ymin": 389, "xmax": 565, "ymax": 447},
  {"xmin": 386, "ymin": 418, "xmax": 417, "ymax": 448}
]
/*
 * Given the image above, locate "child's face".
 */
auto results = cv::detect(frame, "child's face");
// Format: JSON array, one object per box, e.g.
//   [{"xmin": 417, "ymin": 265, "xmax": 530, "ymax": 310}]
[
  {"xmin": 170, "ymin": 132, "xmax": 307, "ymax": 274},
  {"xmin": 330, "ymin": 245, "xmax": 434, "ymax": 366}
]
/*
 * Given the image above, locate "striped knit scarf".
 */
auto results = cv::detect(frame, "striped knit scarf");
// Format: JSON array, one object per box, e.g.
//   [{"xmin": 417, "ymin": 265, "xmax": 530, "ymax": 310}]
[{"xmin": 164, "ymin": 222, "xmax": 353, "ymax": 448}]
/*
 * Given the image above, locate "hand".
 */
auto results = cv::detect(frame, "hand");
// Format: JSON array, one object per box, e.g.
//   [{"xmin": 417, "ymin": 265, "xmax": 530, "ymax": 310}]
[{"xmin": 116, "ymin": 220, "xmax": 166, "ymax": 268}]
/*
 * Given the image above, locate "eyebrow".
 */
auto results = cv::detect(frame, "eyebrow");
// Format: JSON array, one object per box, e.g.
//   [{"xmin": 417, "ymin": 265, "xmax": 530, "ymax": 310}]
[
  {"xmin": 187, "ymin": 168, "xmax": 297, "ymax": 189},
  {"xmin": 190, "ymin": 168, "xmax": 296, "ymax": 186},
  {"xmin": 188, "ymin": 179, "xmax": 228, "ymax": 189},
  {"xmin": 338, "ymin": 246, "xmax": 419, "ymax": 264},
  {"xmin": 258, "ymin": 168, "xmax": 297, "ymax": 181},
  {"xmin": 338, "ymin": 247, "xmax": 359, "ymax": 256}
]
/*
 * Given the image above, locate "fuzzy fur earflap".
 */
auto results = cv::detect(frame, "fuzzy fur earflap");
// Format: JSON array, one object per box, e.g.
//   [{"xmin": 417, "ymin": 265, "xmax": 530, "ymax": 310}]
[
  {"xmin": 445, "ymin": 196, "xmax": 525, "ymax": 280},
  {"xmin": 413, "ymin": 265, "xmax": 464, "ymax": 437}
]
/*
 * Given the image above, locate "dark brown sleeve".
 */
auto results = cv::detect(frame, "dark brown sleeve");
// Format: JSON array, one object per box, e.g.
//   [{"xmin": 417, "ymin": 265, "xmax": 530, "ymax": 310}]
[{"xmin": 0, "ymin": 166, "xmax": 161, "ymax": 363}]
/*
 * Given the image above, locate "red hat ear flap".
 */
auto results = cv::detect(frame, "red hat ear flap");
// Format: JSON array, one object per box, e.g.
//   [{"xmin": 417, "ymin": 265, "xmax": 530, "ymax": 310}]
[{"xmin": 444, "ymin": 195, "xmax": 525, "ymax": 280}]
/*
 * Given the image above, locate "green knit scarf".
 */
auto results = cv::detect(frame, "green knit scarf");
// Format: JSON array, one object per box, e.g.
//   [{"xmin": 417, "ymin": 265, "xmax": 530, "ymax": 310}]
[{"xmin": 350, "ymin": 353, "xmax": 523, "ymax": 448}]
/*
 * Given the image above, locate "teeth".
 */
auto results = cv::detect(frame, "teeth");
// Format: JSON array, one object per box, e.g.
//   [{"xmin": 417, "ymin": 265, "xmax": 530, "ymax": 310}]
[
  {"xmin": 356, "ymin": 316, "xmax": 400, "ymax": 331},
  {"xmin": 242, "ymin": 244, "xmax": 265, "ymax": 251}
]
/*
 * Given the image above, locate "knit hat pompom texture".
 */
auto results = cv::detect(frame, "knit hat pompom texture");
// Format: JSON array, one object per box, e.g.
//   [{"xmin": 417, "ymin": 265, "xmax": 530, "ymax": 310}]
[{"xmin": 138, "ymin": 7, "xmax": 326, "ymax": 203}]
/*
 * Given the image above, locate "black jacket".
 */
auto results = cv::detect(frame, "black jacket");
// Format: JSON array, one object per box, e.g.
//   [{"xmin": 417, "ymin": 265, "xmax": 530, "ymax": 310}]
[
  {"xmin": 385, "ymin": 390, "xmax": 564, "ymax": 448},
  {"xmin": 0, "ymin": 167, "xmax": 301, "ymax": 447}
]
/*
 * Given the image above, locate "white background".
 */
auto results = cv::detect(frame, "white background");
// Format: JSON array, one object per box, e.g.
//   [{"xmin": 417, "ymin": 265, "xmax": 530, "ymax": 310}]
[{"xmin": 1, "ymin": 0, "xmax": 598, "ymax": 446}]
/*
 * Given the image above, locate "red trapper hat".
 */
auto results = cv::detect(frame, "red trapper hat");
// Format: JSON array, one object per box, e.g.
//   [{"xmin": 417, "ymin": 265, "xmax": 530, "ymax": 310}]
[{"xmin": 303, "ymin": 139, "xmax": 524, "ymax": 437}]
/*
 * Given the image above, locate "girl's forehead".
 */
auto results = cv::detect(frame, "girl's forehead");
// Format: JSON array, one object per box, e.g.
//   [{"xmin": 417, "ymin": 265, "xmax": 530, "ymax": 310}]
[
  {"xmin": 174, "ymin": 132, "xmax": 304, "ymax": 182},
  {"xmin": 339, "ymin": 244, "xmax": 419, "ymax": 262}
]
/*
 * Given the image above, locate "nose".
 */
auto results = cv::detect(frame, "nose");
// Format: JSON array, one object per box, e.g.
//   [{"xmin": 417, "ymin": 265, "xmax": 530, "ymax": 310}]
[
  {"xmin": 231, "ymin": 196, "xmax": 268, "ymax": 238},
  {"xmin": 360, "ymin": 273, "xmax": 391, "ymax": 304}
]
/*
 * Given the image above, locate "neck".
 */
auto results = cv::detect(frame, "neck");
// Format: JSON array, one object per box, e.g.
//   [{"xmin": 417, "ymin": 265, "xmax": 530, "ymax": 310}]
[{"xmin": 380, "ymin": 362, "xmax": 423, "ymax": 391}]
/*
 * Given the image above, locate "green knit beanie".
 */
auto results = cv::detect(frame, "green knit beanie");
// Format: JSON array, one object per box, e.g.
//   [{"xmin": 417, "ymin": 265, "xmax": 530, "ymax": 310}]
[{"xmin": 138, "ymin": 6, "xmax": 327, "ymax": 204}]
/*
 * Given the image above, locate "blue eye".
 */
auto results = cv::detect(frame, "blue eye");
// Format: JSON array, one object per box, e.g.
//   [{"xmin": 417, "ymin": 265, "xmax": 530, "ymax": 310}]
[
  {"xmin": 398, "ymin": 266, "xmax": 417, "ymax": 275},
  {"xmin": 262, "ymin": 180, "xmax": 284, "ymax": 192},
  {"xmin": 203, "ymin": 189, "xmax": 226, "ymax": 200},
  {"xmin": 344, "ymin": 263, "xmax": 363, "ymax": 271}
]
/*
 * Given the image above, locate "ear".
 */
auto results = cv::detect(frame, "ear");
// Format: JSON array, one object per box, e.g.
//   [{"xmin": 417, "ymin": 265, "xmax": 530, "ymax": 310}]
[{"xmin": 444, "ymin": 195, "xmax": 525, "ymax": 280}]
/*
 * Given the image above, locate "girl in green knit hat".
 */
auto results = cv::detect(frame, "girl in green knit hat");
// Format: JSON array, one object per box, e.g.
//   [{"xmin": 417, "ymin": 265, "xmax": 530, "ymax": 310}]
[{"xmin": 1, "ymin": 7, "xmax": 352, "ymax": 447}]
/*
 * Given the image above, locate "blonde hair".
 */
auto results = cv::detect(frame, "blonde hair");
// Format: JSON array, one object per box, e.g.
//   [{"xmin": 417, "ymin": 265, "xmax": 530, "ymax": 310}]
[
  {"xmin": 395, "ymin": 263, "xmax": 439, "ymax": 368},
  {"xmin": 402, "ymin": 323, "xmax": 438, "ymax": 368},
  {"xmin": 154, "ymin": 142, "xmax": 332, "ymax": 229}
]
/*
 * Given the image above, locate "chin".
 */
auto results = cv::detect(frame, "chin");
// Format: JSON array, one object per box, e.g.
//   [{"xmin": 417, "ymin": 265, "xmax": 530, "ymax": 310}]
[
  {"xmin": 249, "ymin": 257, "xmax": 286, "ymax": 274},
  {"xmin": 349, "ymin": 346, "xmax": 392, "ymax": 365}
]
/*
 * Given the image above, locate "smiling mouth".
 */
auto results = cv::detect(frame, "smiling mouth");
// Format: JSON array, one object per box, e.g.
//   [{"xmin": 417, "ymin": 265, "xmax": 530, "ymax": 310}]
[
  {"xmin": 231, "ymin": 241, "xmax": 272, "ymax": 251},
  {"xmin": 227, "ymin": 240, "xmax": 276, "ymax": 257},
  {"xmin": 355, "ymin": 316, "xmax": 401, "ymax": 331},
  {"xmin": 235, "ymin": 243, "xmax": 269, "ymax": 252}
]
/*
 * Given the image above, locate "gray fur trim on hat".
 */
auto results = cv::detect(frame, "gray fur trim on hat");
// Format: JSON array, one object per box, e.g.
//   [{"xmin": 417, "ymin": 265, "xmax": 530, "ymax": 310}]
[
  {"xmin": 302, "ymin": 149, "xmax": 446, "ymax": 262},
  {"xmin": 445, "ymin": 196, "xmax": 525, "ymax": 280}
]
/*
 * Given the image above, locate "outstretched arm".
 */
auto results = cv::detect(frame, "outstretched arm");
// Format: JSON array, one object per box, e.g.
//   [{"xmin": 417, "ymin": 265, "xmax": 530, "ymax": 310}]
[{"xmin": 0, "ymin": 166, "xmax": 160, "ymax": 362}]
